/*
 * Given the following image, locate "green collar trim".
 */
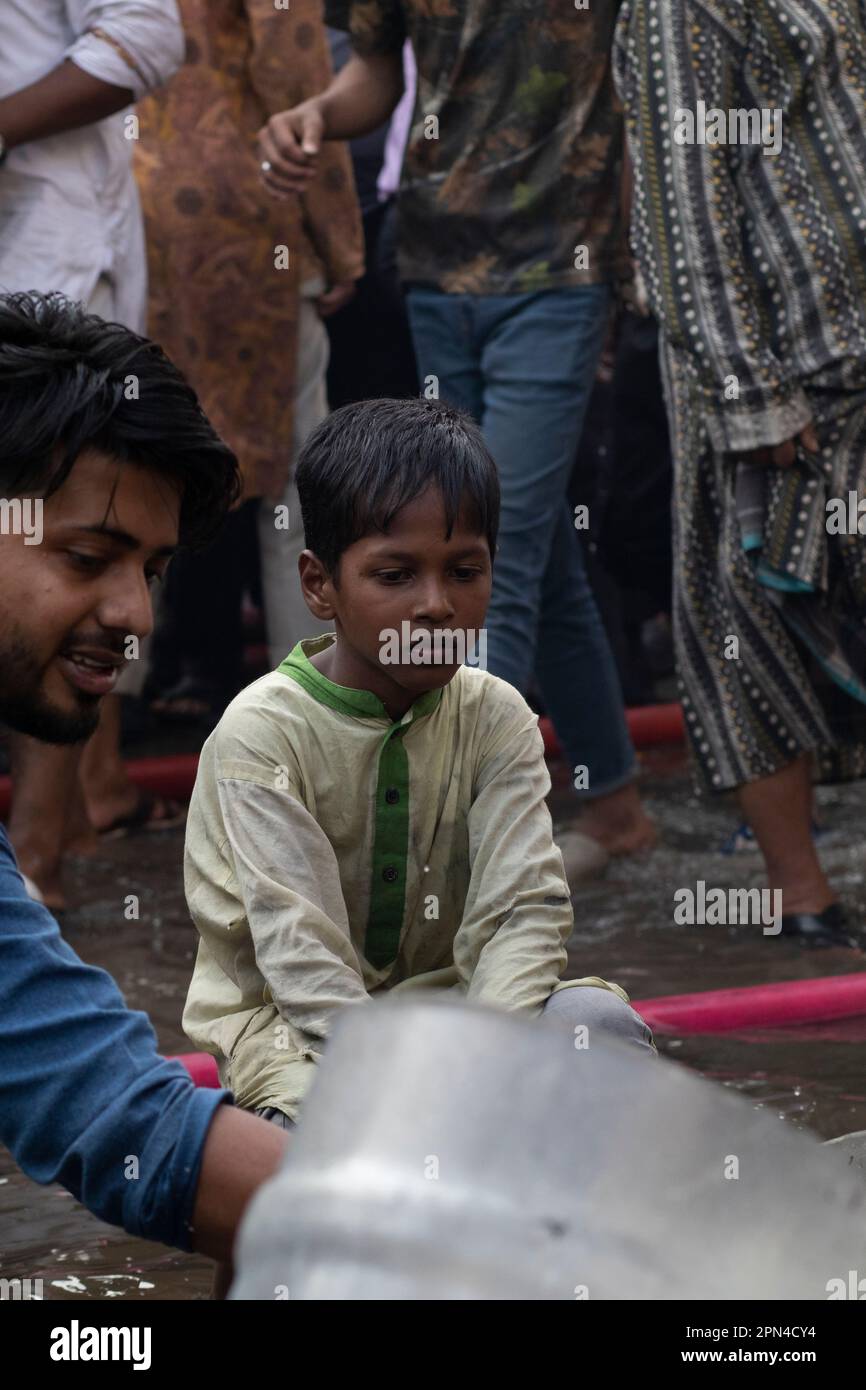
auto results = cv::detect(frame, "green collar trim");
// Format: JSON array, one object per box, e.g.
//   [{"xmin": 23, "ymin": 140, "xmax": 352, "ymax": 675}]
[{"xmin": 277, "ymin": 635, "xmax": 443, "ymax": 726}]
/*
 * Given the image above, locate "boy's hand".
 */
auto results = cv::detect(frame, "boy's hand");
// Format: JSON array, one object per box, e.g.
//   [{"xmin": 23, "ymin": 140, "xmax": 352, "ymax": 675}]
[
  {"xmin": 738, "ymin": 423, "xmax": 820, "ymax": 469},
  {"xmin": 315, "ymin": 281, "xmax": 357, "ymax": 319},
  {"xmin": 257, "ymin": 100, "xmax": 325, "ymax": 197}
]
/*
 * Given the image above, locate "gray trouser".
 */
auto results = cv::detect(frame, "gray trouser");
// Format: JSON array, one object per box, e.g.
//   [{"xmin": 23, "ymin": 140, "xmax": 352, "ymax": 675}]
[
  {"xmin": 539, "ymin": 986, "xmax": 657, "ymax": 1057},
  {"xmin": 256, "ymin": 1106, "xmax": 297, "ymax": 1130}
]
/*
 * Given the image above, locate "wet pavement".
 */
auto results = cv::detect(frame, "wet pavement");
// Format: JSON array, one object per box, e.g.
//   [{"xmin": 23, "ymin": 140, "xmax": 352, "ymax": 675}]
[{"xmin": 3, "ymin": 744, "xmax": 866, "ymax": 1299}]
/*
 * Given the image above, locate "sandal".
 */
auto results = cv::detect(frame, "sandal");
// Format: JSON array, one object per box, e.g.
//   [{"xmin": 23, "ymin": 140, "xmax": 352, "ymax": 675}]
[
  {"xmin": 98, "ymin": 789, "xmax": 187, "ymax": 840},
  {"xmin": 779, "ymin": 903, "xmax": 864, "ymax": 950},
  {"xmin": 720, "ymin": 820, "xmax": 827, "ymax": 856},
  {"xmin": 150, "ymin": 675, "xmax": 224, "ymax": 729}
]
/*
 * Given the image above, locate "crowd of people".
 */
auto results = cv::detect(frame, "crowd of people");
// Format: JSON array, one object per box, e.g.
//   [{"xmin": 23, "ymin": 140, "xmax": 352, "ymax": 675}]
[{"xmin": 1, "ymin": 0, "xmax": 865, "ymax": 1292}]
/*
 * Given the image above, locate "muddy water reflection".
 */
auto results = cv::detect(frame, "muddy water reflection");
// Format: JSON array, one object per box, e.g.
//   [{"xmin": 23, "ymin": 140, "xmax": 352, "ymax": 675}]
[{"xmin": 3, "ymin": 748, "xmax": 866, "ymax": 1298}]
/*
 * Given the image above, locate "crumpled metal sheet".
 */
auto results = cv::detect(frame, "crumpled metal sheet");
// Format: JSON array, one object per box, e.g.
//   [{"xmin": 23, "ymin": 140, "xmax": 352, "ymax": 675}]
[{"xmin": 231, "ymin": 999, "xmax": 866, "ymax": 1300}]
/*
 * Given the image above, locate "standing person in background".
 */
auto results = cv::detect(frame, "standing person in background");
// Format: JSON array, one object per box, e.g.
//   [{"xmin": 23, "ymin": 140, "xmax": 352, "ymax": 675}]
[
  {"xmin": 0, "ymin": 0, "xmax": 188, "ymax": 908},
  {"xmin": 615, "ymin": 0, "xmax": 866, "ymax": 946},
  {"xmin": 324, "ymin": 30, "xmax": 418, "ymax": 409},
  {"xmin": 255, "ymin": 0, "xmax": 657, "ymax": 885},
  {"xmin": 135, "ymin": 0, "xmax": 365, "ymax": 676}
]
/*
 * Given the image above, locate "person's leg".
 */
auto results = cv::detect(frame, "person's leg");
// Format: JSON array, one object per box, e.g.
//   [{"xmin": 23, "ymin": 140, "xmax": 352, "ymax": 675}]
[
  {"xmin": 326, "ymin": 199, "xmax": 419, "ymax": 407},
  {"xmin": 737, "ymin": 754, "xmax": 833, "ymax": 916},
  {"xmin": 536, "ymin": 502, "xmax": 656, "ymax": 854},
  {"xmin": 7, "ymin": 735, "xmax": 83, "ymax": 910},
  {"xmin": 405, "ymin": 286, "xmax": 485, "ymax": 420},
  {"xmin": 259, "ymin": 282, "xmax": 332, "ymax": 668},
  {"xmin": 151, "ymin": 504, "xmax": 254, "ymax": 721},
  {"xmin": 477, "ymin": 287, "xmax": 655, "ymax": 853},
  {"xmin": 540, "ymin": 985, "xmax": 656, "ymax": 1057}
]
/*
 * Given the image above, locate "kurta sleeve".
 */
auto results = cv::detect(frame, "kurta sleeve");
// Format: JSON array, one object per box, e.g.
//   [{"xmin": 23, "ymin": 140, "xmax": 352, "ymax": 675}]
[
  {"xmin": 65, "ymin": 0, "xmax": 185, "ymax": 98},
  {"xmin": 613, "ymin": 0, "xmax": 812, "ymax": 453},
  {"xmin": 453, "ymin": 696, "xmax": 573, "ymax": 1016},
  {"xmin": 243, "ymin": 0, "xmax": 365, "ymax": 286},
  {"xmin": 217, "ymin": 777, "xmax": 370, "ymax": 1040}
]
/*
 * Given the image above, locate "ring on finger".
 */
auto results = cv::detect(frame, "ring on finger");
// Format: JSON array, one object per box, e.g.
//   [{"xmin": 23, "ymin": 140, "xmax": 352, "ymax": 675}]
[{"xmin": 261, "ymin": 160, "xmax": 272, "ymax": 173}]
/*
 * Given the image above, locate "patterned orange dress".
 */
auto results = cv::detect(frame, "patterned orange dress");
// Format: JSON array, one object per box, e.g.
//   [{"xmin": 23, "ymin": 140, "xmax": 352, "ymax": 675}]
[{"xmin": 134, "ymin": 0, "xmax": 364, "ymax": 502}]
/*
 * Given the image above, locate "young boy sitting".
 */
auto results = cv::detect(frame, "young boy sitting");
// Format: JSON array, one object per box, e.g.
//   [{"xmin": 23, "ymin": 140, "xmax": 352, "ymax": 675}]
[{"xmin": 183, "ymin": 398, "xmax": 654, "ymax": 1126}]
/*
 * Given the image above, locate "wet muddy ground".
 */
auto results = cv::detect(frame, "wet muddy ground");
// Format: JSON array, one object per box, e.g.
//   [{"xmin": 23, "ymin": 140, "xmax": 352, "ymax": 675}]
[{"xmin": 3, "ymin": 744, "xmax": 866, "ymax": 1299}]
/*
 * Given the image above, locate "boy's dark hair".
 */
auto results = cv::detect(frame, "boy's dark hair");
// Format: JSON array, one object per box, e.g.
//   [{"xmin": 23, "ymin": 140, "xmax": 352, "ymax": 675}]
[
  {"xmin": 295, "ymin": 397, "xmax": 500, "ymax": 575},
  {"xmin": 0, "ymin": 290, "xmax": 241, "ymax": 547}
]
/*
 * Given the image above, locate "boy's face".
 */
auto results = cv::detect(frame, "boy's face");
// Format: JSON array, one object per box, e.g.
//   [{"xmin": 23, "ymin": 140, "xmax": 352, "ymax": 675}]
[
  {"xmin": 0, "ymin": 448, "xmax": 179, "ymax": 743},
  {"xmin": 300, "ymin": 486, "xmax": 493, "ymax": 717}
]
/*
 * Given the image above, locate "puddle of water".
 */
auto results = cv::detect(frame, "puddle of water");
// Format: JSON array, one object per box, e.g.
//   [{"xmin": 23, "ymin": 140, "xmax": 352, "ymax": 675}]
[{"xmin": 3, "ymin": 749, "xmax": 866, "ymax": 1297}]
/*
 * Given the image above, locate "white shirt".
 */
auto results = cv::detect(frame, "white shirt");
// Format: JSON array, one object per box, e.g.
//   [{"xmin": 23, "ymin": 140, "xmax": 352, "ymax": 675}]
[{"xmin": 0, "ymin": 1, "xmax": 184, "ymax": 328}]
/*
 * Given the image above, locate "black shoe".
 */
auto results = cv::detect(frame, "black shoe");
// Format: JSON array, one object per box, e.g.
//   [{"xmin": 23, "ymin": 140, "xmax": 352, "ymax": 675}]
[{"xmin": 780, "ymin": 903, "xmax": 862, "ymax": 950}]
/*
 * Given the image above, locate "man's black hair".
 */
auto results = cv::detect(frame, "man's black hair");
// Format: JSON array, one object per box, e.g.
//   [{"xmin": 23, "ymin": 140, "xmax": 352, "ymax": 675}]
[
  {"xmin": 295, "ymin": 397, "xmax": 500, "ymax": 575},
  {"xmin": 0, "ymin": 290, "xmax": 241, "ymax": 547}
]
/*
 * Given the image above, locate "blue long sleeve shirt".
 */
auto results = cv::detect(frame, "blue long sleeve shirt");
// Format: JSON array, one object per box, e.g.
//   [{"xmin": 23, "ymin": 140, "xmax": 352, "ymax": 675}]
[{"xmin": 0, "ymin": 823, "xmax": 230, "ymax": 1250}]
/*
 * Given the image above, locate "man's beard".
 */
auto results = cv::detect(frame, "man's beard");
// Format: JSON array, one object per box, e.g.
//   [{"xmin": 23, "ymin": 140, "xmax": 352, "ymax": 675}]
[{"xmin": 0, "ymin": 632, "xmax": 100, "ymax": 744}]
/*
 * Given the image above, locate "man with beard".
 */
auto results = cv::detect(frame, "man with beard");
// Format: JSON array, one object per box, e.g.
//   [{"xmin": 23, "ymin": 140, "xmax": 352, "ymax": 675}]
[
  {"xmin": 0, "ymin": 290, "xmax": 288, "ymax": 1260},
  {"xmin": 0, "ymin": 0, "xmax": 188, "ymax": 908}
]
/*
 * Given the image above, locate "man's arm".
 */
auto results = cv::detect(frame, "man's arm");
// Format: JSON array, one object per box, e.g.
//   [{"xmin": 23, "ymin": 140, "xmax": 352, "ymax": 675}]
[
  {"xmin": 243, "ymin": 0, "xmax": 365, "ymax": 295},
  {"xmin": 0, "ymin": 0, "xmax": 185, "ymax": 148},
  {"xmin": 0, "ymin": 63, "xmax": 134, "ymax": 148},
  {"xmin": 0, "ymin": 826, "xmax": 284, "ymax": 1262},
  {"xmin": 191, "ymin": 1106, "xmax": 287, "ymax": 1261},
  {"xmin": 451, "ymin": 693, "xmax": 575, "ymax": 1016},
  {"xmin": 257, "ymin": 51, "xmax": 404, "ymax": 195}
]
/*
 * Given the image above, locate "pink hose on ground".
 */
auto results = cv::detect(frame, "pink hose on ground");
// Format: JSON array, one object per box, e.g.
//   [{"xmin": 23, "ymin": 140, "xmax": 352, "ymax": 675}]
[
  {"xmin": 170, "ymin": 974, "xmax": 866, "ymax": 1087},
  {"xmin": 0, "ymin": 753, "xmax": 201, "ymax": 819},
  {"xmin": 539, "ymin": 703, "xmax": 685, "ymax": 759},
  {"xmin": 172, "ymin": 1052, "xmax": 220, "ymax": 1087},
  {"xmin": 633, "ymin": 972, "xmax": 866, "ymax": 1035},
  {"xmin": 0, "ymin": 706, "xmax": 686, "ymax": 819}
]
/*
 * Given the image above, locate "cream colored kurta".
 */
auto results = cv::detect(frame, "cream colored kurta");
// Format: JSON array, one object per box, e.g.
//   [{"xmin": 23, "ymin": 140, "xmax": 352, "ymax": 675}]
[{"xmin": 183, "ymin": 635, "xmax": 625, "ymax": 1117}]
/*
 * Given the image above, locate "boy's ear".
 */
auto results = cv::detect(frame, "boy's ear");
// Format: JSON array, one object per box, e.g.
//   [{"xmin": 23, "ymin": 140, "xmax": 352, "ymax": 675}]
[{"xmin": 298, "ymin": 549, "xmax": 337, "ymax": 620}]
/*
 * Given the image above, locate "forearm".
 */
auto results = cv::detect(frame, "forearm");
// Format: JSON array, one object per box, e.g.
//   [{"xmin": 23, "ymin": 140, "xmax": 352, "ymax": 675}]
[
  {"xmin": 0, "ymin": 61, "xmax": 133, "ymax": 149},
  {"xmin": 190, "ymin": 1105, "xmax": 289, "ymax": 1262},
  {"xmin": 316, "ymin": 51, "xmax": 404, "ymax": 140}
]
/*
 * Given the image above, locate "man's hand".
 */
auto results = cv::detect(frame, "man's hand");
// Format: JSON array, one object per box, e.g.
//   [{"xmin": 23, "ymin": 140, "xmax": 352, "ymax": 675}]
[
  {"xmin": 257, "ymin": 101, "xmax": 325, "ymax": 198},
  {"xmin": 742, "ymin": 422, "xmax": 820, "ymax": 469},
  {"xmin": 315, "ymin": 281, "xmax": 357, "ymax": 318}
]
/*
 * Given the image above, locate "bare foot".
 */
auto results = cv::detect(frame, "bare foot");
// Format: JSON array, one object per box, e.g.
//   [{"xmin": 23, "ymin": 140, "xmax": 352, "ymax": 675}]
[
  {"xmin": 579, "ymin": 784, "xmax": 658, "ymax": 857},
  {"xmin": 771, "ymin": 881, "xmax": 836, "ymax": 918},
  {"xmin": 85, "ymin": 786, "xmax": 186, "ymax": 837},
  {"xmin": 64, "ymin": 824, "xmax": 101, "ymax": 858},
  {"xmin": 84, "ymin": 784, "xmax": 141, "ymax": 836},
  {"xmin": 13, "ymin": 841, "xmax": 66, "ymax": 912}
]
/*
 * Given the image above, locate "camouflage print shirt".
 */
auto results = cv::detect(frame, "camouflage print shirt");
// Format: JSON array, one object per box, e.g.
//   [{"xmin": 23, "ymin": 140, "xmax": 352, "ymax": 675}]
[{"xmin": 325, "ymin": 0, "xmax": 631, "ymax": 295}]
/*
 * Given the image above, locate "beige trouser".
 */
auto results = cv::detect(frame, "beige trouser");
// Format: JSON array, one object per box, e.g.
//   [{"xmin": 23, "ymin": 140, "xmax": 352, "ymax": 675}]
[{"xmin": 258, "ymin": 279, "xmax": 332, "ymax": 668}]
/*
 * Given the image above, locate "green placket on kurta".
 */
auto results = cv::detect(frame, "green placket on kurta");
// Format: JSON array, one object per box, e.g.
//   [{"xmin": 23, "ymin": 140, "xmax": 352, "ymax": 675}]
[
  {"xmin": 277, "ymin": 640, "xmax": 441, "ymax": 969},
  {"xmin": 365, "ymin": 721, "xmax": 410, "ymax": 968}
]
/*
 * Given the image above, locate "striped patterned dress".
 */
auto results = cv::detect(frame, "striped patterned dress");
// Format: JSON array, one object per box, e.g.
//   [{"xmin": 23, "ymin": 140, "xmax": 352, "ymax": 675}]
[{"xmin": 614, "ymin": 0, "xmax": 866, "ymax": 792}]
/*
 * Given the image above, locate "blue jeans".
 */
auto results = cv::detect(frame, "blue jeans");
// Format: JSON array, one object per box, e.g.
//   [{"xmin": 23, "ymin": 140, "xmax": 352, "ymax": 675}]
[{"xmin": 406, "ymin": 284, "xmax": 636, "ymax": 799}]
